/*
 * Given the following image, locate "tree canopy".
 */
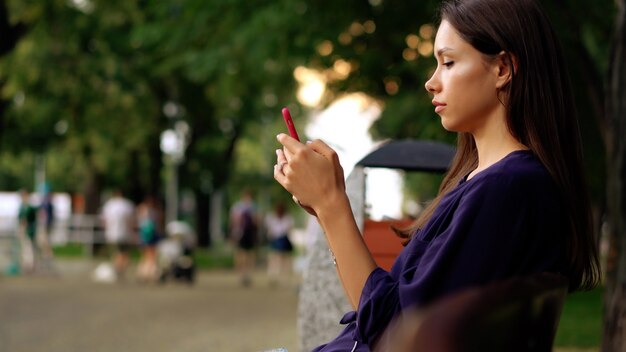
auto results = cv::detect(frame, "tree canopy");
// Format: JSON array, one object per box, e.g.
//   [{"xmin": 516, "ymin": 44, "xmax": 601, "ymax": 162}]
[{"xmin": 0, "ymin": 0, "xmax": 615, "ymax": 233}]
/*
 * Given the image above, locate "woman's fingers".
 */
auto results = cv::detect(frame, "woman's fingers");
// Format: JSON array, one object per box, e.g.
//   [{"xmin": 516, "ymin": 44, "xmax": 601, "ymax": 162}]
[
  {"xmin": 276, "ymin": 133, "xmax": 304, "ymax": 156},
  {"xmin": 274, "ymin": 149, "xmax": 288, "ymax": 182},
  {"xmin": 307, "ymin": 139, "xmax": 345, "ymax": 189},
  {"xmin": 306, "ymin": 139, "xmax": 335, "ymax": 158},
  {"xmin": 275, "ymin": 148, "xmax": 287, "ymax": 170},
  {"xmin": 273, "ymin": 134, "xmax": 345, "ymax": 211}
]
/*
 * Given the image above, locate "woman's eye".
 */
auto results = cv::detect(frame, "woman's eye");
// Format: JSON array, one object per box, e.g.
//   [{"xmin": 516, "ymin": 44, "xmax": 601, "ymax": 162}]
[{"xmin": 443, "ymin": 61, "xmax": 454, "ymax": 67}]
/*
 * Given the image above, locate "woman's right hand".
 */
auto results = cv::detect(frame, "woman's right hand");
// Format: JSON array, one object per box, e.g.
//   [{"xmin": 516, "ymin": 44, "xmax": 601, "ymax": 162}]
[{"xmin": 273, "ymin": 134, "xmax": 346, "ymax": 219}]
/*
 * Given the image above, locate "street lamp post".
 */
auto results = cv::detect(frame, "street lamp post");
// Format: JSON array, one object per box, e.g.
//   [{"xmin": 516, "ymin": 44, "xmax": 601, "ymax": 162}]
[{"xmin": 160, "ymin": 102, "xmax": 190, "ymax": 225}]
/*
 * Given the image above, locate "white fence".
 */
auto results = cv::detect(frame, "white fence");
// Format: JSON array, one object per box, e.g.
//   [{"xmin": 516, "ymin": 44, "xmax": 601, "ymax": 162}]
[
  {"xmin": 0, "ymin": 191, "xmax": 109, "ymax": 257},
  {"xmin": 0, "ymin": 214, "xmax": 107, "ymax": 254}
]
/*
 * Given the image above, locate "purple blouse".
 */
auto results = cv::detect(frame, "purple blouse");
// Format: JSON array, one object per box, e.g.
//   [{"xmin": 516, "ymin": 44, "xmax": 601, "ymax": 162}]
[{"xmin": 313, "ymin": 150, "xmax": 567, "ymax": 352}]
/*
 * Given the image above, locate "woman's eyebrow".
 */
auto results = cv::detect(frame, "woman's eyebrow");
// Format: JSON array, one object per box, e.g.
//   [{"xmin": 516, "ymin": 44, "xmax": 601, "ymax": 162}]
[{"xmin": 436, "ymin": 47, "xmax": 453, "ymax": 57}]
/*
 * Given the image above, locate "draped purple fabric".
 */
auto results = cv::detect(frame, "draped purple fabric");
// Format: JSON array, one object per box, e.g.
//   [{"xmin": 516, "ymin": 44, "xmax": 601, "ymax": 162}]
[{"xmin": 313, "ymin": 150, "xmax": 567, "ymax": 352}]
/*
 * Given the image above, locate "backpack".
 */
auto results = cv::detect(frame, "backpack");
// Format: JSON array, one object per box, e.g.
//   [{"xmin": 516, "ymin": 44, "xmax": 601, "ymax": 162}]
[{"xmin": 237, "ymin": 209, "xmax": 258, "ymax": 249}]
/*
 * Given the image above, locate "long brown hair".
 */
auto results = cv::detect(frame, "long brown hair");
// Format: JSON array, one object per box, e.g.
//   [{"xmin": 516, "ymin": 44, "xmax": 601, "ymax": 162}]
[{"xmin": 401, "ymin": 0, "xmax": 600, "ymax": 291}]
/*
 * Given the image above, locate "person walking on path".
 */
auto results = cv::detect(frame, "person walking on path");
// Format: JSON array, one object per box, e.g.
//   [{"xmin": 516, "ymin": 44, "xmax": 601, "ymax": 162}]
[
  {"xmin": 265, "ymin": 202, "xmax": 295, "ymax": 287},
  {"xmin": 229, "ymin": 190, "xmax": 259, "ymax": 287},
  {"xmin": 101, "ymin": 190, "xmax": 135, "ymax": 281},
  {"xmin": 136, "ymin": 195, "xmax": 163, "ymax": 282},
  {"xmin": 17, "ymin": 189, "xmax": 38, "ymax": 273},
  {"xmin": 36, "ymin": 191, "xmax": 56, "ymax": 272}
]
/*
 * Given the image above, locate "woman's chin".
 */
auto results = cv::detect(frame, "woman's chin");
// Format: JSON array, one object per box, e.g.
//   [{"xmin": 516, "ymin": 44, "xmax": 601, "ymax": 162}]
[{"xmin": 439, "ymin": 119, "xmax": 458, "ymax": 132}]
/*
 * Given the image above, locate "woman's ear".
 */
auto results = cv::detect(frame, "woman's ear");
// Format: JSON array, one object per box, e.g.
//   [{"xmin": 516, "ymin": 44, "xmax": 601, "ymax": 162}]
[{"xmin": 495, "ymin": 51, "xmax": 518, "ymax": 89}]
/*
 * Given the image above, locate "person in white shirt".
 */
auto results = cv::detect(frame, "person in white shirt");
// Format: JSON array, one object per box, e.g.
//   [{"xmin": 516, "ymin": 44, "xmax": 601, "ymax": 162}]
[{"xmin": 101, "ymin": 190, "xmax": 135, "ymax": 279}]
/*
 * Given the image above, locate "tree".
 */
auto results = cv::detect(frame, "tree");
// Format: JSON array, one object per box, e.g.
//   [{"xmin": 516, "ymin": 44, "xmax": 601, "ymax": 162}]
[
  {"xmin": 602, "ymin": 0, "xmax": 626, "ymax": 349},
  {"xmin": 1, "ymin": 1, "xmax": 164, "ymax": 210},
  {"xmin": 0, "ymin": 0, "xmax": 26, "ymax": 148},
  {"xmin": 127, "ymin": 0, "xmax": 306, "ymax": 245},
  {"xmin": 0, "ymin": 0, "xmax": 312, "ymax": 244}
]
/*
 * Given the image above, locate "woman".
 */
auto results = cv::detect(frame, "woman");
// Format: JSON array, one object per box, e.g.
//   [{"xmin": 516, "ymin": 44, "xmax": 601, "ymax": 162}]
[
  {"xmin": 274, "ymin": 0, "xmax": 600, "ymax": 350},
  {"xmin": 136, "ymin": 195, "xmax": 163, "ymax": 282},
  {"xmin": 265, "ymin": 202, "xmax": 295, "ymax": 286}
]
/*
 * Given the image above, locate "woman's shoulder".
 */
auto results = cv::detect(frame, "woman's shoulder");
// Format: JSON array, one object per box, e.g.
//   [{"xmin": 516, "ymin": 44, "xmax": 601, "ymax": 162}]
[{"xmin": 467, "ymin": 150, "xmax": 557, "ymax": 195}]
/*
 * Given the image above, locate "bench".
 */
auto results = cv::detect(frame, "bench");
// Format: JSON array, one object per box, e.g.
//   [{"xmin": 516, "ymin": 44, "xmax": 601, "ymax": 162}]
[{"xmin": 363, "ymin": 219, "xmax": 413, "ymax": 271}]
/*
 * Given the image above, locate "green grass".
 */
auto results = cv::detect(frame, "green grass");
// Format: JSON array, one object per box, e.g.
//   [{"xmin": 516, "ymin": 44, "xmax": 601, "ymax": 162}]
[
  {"xmin": 52, "ymin": 242, "xmax": 235, "ymax": 269},
  {"xmin": 52, "ymin": 243, "xmax": 87, "ymax": 257},
  {"xmin": 554, "ymin": 287, "xmax": 603, "ymax": 348},
  {"xmin": 193, "ymin": 247, "xmax": 234, "ymax": 269}
]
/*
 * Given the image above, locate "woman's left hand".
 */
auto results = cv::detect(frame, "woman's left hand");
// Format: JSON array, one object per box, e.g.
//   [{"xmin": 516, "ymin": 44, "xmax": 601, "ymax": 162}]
[{"xmin": 273, "ymin": 134, "xmax": 345, "ymax": 218}]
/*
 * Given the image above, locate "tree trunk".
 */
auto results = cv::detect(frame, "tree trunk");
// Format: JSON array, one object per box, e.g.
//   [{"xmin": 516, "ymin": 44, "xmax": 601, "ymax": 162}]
[
  {"xmin": 0, "ymin": 1, "xmax": 26, "ymax": 56},
  {"xmin": 602, "ymin": 0, "xmax": 626, "ymax": 350},
  {"xmin": 83, "ymin": 168, "xmax": 103, "ymax": 215},
  {"xmin": 0, "ymin": 93, "xmax": 6, "ymax": 146},
  {"xmin": 148, "ymin": 133, "xmax": 163, "ymax": 197},
  {"xmin": 0, "ymin": 0, "xmax": 26, "ymax": 148},
  {"xmin": 128, "ymin": 150, "xmax": 143, "ymax": 203},
  {"xmin": 195, "ymin": 190, "xmax": 210, "ymax": 248}
]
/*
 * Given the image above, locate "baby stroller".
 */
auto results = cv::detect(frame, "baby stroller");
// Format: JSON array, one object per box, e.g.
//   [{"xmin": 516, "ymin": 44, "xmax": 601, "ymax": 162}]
[{"xmin": 157, "ymin": 221, "xmax": 196, "ymax": 284}]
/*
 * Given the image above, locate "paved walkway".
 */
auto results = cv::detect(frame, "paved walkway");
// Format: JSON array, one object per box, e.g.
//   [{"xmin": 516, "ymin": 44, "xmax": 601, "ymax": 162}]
[{"xmin": 0, "ymin": 259, "xmax": 299, "ymax": 352}]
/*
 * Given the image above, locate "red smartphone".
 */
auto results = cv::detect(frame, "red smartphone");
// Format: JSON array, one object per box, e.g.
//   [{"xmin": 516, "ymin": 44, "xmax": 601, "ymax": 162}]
[{"xmin": 281, "ymin": 107, "xmax": 300, "ymax": 142}]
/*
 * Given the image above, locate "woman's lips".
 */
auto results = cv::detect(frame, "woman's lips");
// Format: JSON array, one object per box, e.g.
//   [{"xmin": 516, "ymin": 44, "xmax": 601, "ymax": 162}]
[{"xmin": 432, "ymin": 100, "xmax": 446, "ymax": 113}]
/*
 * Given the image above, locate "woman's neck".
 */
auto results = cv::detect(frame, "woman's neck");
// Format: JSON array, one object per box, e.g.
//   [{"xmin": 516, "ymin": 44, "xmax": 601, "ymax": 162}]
[{"xmin": 467, "ymin": 114, "xmax": 527, "ymax": 180}]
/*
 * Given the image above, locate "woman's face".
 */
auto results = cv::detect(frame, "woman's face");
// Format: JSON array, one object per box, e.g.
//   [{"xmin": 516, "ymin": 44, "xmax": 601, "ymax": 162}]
[{"xmin": 425, "ymin": 20, "xmax": 503, "ymax": 133}]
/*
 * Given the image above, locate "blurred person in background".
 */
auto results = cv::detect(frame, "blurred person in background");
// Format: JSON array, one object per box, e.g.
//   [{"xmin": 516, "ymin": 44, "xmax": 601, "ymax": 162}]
[
  {"xmin": 265, "ymin": 202, "xmax": 294, "ymax": 287},
  {"xmin": 136, "ymin": 194, "xmax": 163, "ymax": 283},
  {"xmin": 229, "ymin": 190, "xmax": 258, "ymax": 287},
  {"xmin": 101, "ymin": 190, "xmax": 135, "ymax": 281},
  {"xmin": 37, "ymin": 191, "xmax": 56, "ymax": 269},
  {"xmin": 17, "ymin": 189, "xmax": 37, "ymax": 273}
]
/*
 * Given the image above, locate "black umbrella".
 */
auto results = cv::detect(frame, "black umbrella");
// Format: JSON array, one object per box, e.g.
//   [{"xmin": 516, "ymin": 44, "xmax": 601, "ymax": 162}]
[{"xmin": 356, "ymin": 140, "xmax": 456, "ymax": 173}]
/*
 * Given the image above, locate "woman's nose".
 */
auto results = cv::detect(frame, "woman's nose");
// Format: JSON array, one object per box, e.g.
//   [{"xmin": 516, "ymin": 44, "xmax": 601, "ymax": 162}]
[{"xmin": 425, "ymin": 76, "xmax": 437, "ymax": 93}]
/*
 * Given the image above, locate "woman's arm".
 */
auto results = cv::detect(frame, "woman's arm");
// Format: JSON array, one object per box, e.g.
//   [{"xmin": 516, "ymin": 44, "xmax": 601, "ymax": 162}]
[
  {"xmin": 316, "ymin": 191, "xmax": 378, "ymax": 308},
  {"xmin": 274, "ymin": 134, "xmax": 377, "ymax": 309}
]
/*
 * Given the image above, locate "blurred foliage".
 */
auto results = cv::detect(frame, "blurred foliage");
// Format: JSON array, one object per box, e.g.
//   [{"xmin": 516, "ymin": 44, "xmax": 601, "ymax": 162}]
[
  {"xmin": 403, "ymin": 172, "xmax": 446, "ymax": 210},
  {"xmin": 555, "ymin": 286, "xmax": 604, "ymax": 348},
  {"xmin": 0, "ymin": 0, "xmax": 616, "ymax": 229},
  {"xmin": 1, "ymin": 0, "xmax": 159, "ymax": 196}
]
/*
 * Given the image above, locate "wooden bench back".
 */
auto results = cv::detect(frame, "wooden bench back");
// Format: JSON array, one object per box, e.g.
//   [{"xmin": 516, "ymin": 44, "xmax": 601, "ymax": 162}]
[{"xmin": 362, "ymin": 219, "xmax": 413, "ymax": 271}]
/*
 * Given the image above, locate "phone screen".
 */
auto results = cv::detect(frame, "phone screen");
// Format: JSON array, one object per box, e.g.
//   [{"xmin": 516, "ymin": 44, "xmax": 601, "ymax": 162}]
[{"xmin": 281, "ymin": 107, "xmax": 300, "ymax": 141}]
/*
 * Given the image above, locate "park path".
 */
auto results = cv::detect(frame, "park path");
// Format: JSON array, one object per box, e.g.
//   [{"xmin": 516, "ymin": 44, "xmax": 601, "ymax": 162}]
[{"xmin": 0, "ymin": 259, "xmax": 299, "ymax": 352}]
